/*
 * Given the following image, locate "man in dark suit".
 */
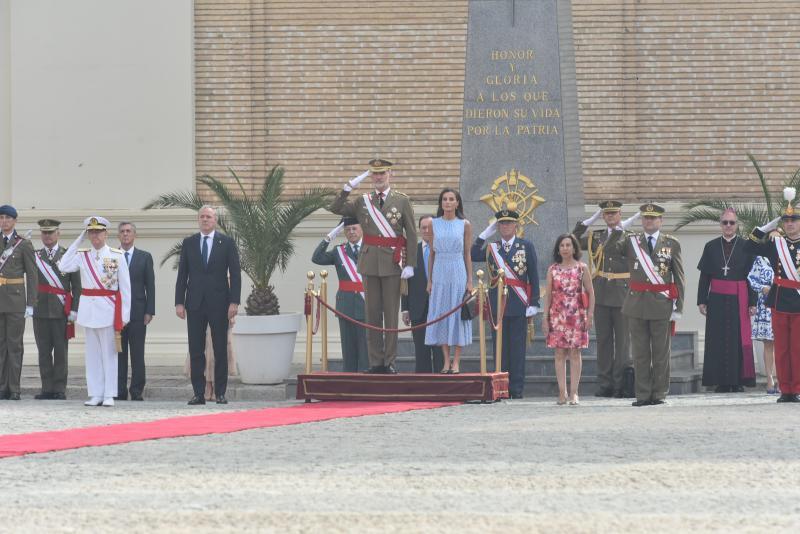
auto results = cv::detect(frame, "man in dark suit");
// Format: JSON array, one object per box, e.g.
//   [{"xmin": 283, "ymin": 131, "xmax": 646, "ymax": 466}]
[
  {"xmin": 116, "ymin": 222, "xmax": 155, "ymax": 401},
  {"xmin": 471, "ymin": 209, "xmax": 540, "ymax": 399},
  {"xmin": 401, "ymin": 215, "xmax": 444, "ymax": 373},
  {"xmin": 175, "ymin": 205, "xmax": 241, "ymax": 405},
  {"xmin": 311, "ymin": 216, "xmax": 368, "ymax": 372}
]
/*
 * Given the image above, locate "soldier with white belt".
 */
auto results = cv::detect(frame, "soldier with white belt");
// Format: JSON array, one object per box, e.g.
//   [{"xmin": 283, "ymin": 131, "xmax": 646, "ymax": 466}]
[{"xmin": 59, "ymin": 216, "xmax": 131, "ymax": 407}]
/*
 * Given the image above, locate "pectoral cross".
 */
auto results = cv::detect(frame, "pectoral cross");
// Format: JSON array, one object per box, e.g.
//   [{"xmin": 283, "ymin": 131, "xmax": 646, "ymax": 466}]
[{"xmin": 722, "ymin": 265, "xmax": 730, "ymax": 276}]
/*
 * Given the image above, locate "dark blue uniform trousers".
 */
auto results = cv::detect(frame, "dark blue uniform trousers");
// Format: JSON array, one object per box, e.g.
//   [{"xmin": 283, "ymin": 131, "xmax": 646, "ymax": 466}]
[{"xmin": 492, "ymin": 314, "xmax": 527, "ymax": 396}]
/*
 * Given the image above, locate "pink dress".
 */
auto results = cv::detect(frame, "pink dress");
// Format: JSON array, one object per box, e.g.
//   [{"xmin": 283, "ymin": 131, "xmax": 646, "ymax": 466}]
[{"xmin": 546, "ymin": 262, "xmax": 589, "ymax": 349}]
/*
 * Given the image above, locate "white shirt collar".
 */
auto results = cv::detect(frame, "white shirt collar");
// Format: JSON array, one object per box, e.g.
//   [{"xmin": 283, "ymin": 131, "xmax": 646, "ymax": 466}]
[
  {"xmin": 201, "ymin": 230, "xmax": 215, "ymax": 240},
  {"xmin": 350, "ymin": 239, "xmax": 362, "ymax": 249},
  {"xmin": 645, "ymin": 230, "xmax": 660, "ymax": 243},
  {"xmin": 122, "ymin": 245, "xmax": 135, "ymax": 254},
  {"xmin": 376, "ymin": 187, "xmax": 390, "ymax": 198},
  {"xmin": 722, "ymin": 235, "xmax": 736, "ymax": 243},
  {"xmin": 502, "ymin": 236, "xmax": 516, "ymax": 247}
]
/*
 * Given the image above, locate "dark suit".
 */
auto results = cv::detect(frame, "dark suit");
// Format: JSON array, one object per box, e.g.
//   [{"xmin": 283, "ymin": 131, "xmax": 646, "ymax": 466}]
[
  {"xmin": 311, "ymin": 239, "xmax": 368, "ymax": 372},
  {"xmin": 471, "ymin": 236, "xmax": 540, "ymax": 397},
  {"xmin": 117, "ymin": 247, "xmax": 155, "ymax": 398},
  {"xmin": 175, "ymin": 232, "xmax": 242, "ymax": 398},
  {"xmin": 401, "ymin": 242, "xmax": 444, "ymax": 373}
]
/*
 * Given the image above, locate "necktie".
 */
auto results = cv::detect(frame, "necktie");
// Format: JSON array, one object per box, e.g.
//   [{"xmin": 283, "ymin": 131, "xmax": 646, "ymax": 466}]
[
  {"xmin": 352, "ymin": 244, "xmax": 359, "ymax": 257},
  {"xmin": 423, "ymin": 244, "xmax": 429, "ymax": 274},
  {"xmin": 647, "ymin": 236, "xmax": 654, "ymax": 254},
  {"xmin": 124, "ymin": 251, "xmax": 130, "ymax": 266},
  {"xmin": 378, "ymin": 192, "xmax": 384, "ymax": 208},
  {"xmin": 2, "ymin": 236, "xmax": 7, "ymax": 248},
  {"xmin": 202, "ymin": 236, "xmax": 209, "ymax": 267}
]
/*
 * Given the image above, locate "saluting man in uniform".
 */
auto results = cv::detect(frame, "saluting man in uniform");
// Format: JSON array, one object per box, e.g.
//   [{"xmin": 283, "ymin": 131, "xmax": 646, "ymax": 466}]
[
  {"xmin": 0, "ymin": 204, "xmax": 37, "ymax": 400},
  {"xmin": 611, "ymin": 203, "xmax": 684, "ymax": 407},
  {"xmin": 59, "ymin": 216, "xmax": 131, "ymax": 407},
  {"xmin": 33, "ymin": 219, "xmax": 81, "ymax": 400},
  {"xmin": 471, "ymin": 209, "xmax": 540, "ymax": 399},
  {"xmin": 572, "ymin": 201, "xmax": 640, "ymax": 398},
  {"xmin": 311, "ymin": 216, "xmax": 369, "ymax": 372},
  {"xmin": 330, "ymin": 159, "xmax": 418, "ymax": 374}
]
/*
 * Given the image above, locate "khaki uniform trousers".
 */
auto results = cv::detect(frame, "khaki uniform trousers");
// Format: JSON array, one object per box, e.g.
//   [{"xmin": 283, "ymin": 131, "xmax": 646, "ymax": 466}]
[
  {"xmin": 0, "ymin": 312, "xmax": 25, "ymax": 394},
  {"xmin": 628, "ymin": 316, "xmax": 671, "ymax": 402},
  {"xmin": 363, "ymin": 274, "xmax": 401, "ymax": 367},
  {"xmin": 594, "ymin": 304, "xmax": 631, "ymax": 391}
]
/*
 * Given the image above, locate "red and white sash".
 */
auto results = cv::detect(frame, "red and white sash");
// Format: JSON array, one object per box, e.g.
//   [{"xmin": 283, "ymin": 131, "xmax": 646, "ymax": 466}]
[
  {"xmin": 82, "ymin": 251, "xmax": 116, "ymax": 306},
  {"xmin": 362, "ymin": 193, "xmax": 397, "ymax": 240},
  {"xmin": 336, "ymin": 244, "xmax": 364, "ymax": 300},
  {"xmin": 35, "ymin": 254, "xmax": 67, "ymax": 307},
  {"xmin": 630, "ymin": 235, "xmax": 672, "ymax": 299},
  {"xmin": 775, "ymin": 237, "xmax": 800, "ymax": 296},
  {"xmin": 489, "ymin": 243, "xmax": 529, "ymax": 306}
]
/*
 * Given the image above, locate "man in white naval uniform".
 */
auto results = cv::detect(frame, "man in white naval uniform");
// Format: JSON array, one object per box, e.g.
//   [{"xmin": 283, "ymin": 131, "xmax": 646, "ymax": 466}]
[{"xmin": 59, "ymin": 216, "xmax": 130, "ymax": 407}]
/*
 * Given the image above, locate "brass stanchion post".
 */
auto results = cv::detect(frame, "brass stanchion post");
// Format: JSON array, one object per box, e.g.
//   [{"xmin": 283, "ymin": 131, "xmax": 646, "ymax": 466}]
[
  {"xmin": 305, "ymin": 271, "xmax": 315, "ymax": 374},
  {"xmin": 320, "ymin": 270, "xmax": 329, "ymax": 372},
  {"xmin": 477, "ymin": 269, "xmax": 487, "ymax": 375},
  {"xmin": 495, "ymin": 269, "xmax": 506, "ymax": 374}
]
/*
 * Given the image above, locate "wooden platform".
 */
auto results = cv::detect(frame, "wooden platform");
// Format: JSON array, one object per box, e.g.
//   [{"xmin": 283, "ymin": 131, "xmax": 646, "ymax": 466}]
[{"xmin": 296, "ymin": 372, "xmax": 509, "ymax": 402}]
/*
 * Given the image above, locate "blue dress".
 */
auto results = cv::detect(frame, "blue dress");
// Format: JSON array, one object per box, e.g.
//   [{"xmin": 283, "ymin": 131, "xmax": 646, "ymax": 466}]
[
  {"xmin": 748, "ymin": 255, "xmax": 774, "ymax": 341},
  {"xmin": 425, "ymin": 217, "xmax": 472, "ymax": 347}
]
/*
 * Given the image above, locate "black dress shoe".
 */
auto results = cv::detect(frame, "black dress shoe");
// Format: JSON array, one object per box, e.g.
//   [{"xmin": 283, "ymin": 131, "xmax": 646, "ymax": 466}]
[
  {"xmin": 364, "ymin": 366, "xmax": 385, "ymax": 374},
  {"xmin": 0, "ymin": 390, "xmax": 9, "ymax": 400},
  {"xmin": 51, "ymin": 392, "xmax": 66, "ymax": 400},
  {"xmin": 216, "ymin": 395, "xmax": 228, "ymax": 404},
  {"xmin": 790, "ymin": 394, "xmax": 800, "ymax": 403},
  {"xmin": 188, "ymin": 396, "xmax": 206, "ymax": 405},
  {"xmin": 384, "ymin": 365, "xmax": 398, "ymax": 374},
  {"xmin": 714, "ymin": 385, "xmax": 731, "ymax": 393},
  {"xmin": 776, "ymin": 394, "xmax": 794, "ymax": 403},
  {"xmin": 130, "ymin": 394, "xmax": 144, "ymax": 401},
  {"xmin": 632, "ymin": 399, "xmax": 650, "ymax": 407},
  {"xmin": 113, "ymin": 396, "xmax": 128, "ymax": 401},
  {"xmin": 613, "ymin": 390, "xmax": 626, "ymax": 399},
  {"xmin": 510, "ymin": 393, "xmax": 523, "ymax": 399},
  {"xmin": 34, "ymin": 392, "xmax": 52, "ymax": 400},
  {"xmin": 595, "ymin": 388, "xmax": 614, "ymax": 398},
  {"xmin": 650, "ymin": 399, "xmax": 666, "ymax": 405},
  {"xmin": 8, "ymin": 392, "xmax": 20, "ymax": 401},
  {"xmin": 731, "ymin": 385, "xmax": 745, "ymax": 393}
]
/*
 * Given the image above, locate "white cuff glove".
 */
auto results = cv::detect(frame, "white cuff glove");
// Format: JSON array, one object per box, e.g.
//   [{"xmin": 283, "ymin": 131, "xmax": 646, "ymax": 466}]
[
  {"xmin": 68, "ymin": 311, "xmax": 78, "ymax": 322},
  {"xmin": 400, "ymin": 266, "xmax": 414, "ymax": 279},
  {"xmin": 25, "ymin": 306, "xmax": 33, "ymax": 318},
  {"xmin": 345, "ymin": 170, "xmax": 369, "ymax": 191},
  {"xmin": 525, "ymin": 306, "xmax": 538, "ymax": 317},
  {"xmin": 621, "ymin": 212, "xmax": 641, "ymax": 230},
  {"xmin": 670, "ymin": 311, "xmax": 682, "ymax": 321},
  {"xmin": 326, "ymin": 222, "xmax": 345, "ymax": 241},
  {"xmin": 758, "ymin": 216, "xmax": 781, "ymax": 234},
  {"xmin": 479, "ymin": 221, "xmax": 498, "ymax": 241},
  {"xmin": 581, "ymin": 208, "xmax": 603, "ymax": 227}
]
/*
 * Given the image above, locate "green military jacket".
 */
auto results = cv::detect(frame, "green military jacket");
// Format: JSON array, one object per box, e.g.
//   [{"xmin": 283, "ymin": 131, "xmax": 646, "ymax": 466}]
[
  {"xmin": 572, "ymin": 222, "xmax": 631, "ymax": 308},
  {"xmin": 330, "ymin": 188, "xmax": 418, "ymax": 277},
  {"xmin": 609, "ymin": 229, "xmax": 685, "ymax": 320},
  {"xmin": 0, "ymin": 232, "xmax": 38, "ymax": 313},
  {"xmin": 33, "ymin": 245, "xmax": 81, "ymax": 319}
]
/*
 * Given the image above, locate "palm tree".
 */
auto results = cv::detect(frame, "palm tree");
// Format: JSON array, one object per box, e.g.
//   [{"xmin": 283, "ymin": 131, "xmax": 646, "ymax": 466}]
[
  {"xmin": 675, "ymin": 153, "xmax": 800, "ymax": 236},
  {"xmin": 145, "ymin": 166, "xmax": 333, "ymax": 315}
]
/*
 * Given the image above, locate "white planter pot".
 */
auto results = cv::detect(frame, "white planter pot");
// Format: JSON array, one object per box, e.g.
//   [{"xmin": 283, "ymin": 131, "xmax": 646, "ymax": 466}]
[{"xmin": 232, "ymin": 312, "xmax": 302, "ymax": 384}]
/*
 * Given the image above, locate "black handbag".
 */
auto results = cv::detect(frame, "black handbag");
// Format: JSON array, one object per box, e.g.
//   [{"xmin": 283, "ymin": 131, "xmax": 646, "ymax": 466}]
[{"xmin": 461, "ymin": 291, "xmax": 477, "ymax": 320}]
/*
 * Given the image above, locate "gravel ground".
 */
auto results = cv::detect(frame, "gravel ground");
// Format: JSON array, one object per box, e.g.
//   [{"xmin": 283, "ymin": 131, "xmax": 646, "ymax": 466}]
[{"xmin": 1, "ymin": 393, "xmax": 800, "ymax": 533}]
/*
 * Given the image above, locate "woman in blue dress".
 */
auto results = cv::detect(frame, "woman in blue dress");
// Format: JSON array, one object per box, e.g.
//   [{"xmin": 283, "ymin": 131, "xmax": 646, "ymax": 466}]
[
  {"xmin": 748, "ymin": 255, "xmax": 777, "ymax": 394},
  {"xmin": 425, "ymin": 188, "xmax": 473, "ymax": 373}
]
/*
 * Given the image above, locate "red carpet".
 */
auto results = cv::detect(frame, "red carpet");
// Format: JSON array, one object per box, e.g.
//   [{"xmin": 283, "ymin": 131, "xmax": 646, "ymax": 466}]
[{"xmin": 0, "ymin": 401, "xmax": 456, "ymax": 459}]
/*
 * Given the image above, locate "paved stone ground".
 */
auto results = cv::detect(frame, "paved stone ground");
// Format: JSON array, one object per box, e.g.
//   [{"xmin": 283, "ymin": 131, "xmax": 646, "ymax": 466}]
[{"xmin": 2, "ymin": 392, "xmax": 799, "ymax": 533}]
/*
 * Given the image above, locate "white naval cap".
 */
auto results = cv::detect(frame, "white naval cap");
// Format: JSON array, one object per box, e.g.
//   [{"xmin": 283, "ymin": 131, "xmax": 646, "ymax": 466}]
[{"xmin": 84, "ymin": 216, "xmax": 110, "ymax": 230}]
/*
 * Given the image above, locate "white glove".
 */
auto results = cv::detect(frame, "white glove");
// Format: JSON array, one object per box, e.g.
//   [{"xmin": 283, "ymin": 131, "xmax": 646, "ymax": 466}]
[
  {"xmin": 581, "ymin": 208, "xmax": 603, "ymax": 227},
  {"xmin": 400, "ymin": 266, "xmax": 414, "ymax": 279},
  {"xmin": 326, "ymin": 222, "xmax": 345, "ymax": 241},
  {"xmin": 758, "ymin": 216, "xmax": 781, "ymax": 234},
  {"xmin": 344, "ymin": 170, "xmax": 370, "ymax": 192},
  {"xmin": 670, "ymin": 311, "xmax": 682, "ymax": 321},
  {"xmin": 479, "ymin": 221, "xmax": 498, "ymax": 241},
  {"xmin": 621, "ymin": 212, "xmax": 641, "ymax": 230},
  {"xmin": 525, "ymin": 306, "xmax": 538, "ymax": 317},
  {"xmin": 68, "ymin": 311, "xmax": 78, "ymax": 322},
  {"xmin": 25, "ymin": 306, "xmax": 33, "ymax": 318}
]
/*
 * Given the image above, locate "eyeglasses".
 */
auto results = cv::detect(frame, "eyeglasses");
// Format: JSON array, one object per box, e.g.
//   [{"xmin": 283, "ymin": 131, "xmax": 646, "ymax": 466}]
[{"xmin": 720, "ymin": 221, "xmax": 737, "ymax": 226}]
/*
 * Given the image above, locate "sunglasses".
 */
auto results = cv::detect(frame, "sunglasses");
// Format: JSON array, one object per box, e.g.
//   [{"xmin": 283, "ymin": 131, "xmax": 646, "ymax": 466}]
[{"xmin": 720, "ymin": 220, "xmax": 737, "ymax": 226}]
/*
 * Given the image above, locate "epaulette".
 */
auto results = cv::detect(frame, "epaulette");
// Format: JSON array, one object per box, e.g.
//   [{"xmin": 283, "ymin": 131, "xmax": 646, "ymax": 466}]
[
  {"xmin": 77, "ymin": 248, "xmax": 90, "ymax": 252},
  {"xmin": 109, "ymin": 247, "xmax": 124, "ymax": 254},
  {"xmin": 662, "ymin": 233, "xmax": 676, "ymax": 241},
  {"xmin": 392, "ymin": 190, "xmax": 409, "ymax": 198}
]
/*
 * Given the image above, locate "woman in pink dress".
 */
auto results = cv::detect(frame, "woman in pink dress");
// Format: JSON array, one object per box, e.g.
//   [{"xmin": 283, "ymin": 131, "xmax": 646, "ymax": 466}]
[{"xmin": 542, "ymin": 234, "xmax": 595, "ymax": 405}]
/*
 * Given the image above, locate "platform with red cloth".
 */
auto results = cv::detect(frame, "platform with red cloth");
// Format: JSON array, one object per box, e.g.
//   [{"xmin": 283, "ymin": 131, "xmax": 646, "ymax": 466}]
[{"xmin": 296, "ymin": 372, "xmax": 509, "ymax": 402}]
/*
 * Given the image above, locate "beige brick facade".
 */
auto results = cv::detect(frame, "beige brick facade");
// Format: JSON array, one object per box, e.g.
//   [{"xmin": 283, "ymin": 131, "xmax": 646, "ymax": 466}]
[{"xmin": 195, "ymin": 0, "xmax": 800, "ymax": 202}]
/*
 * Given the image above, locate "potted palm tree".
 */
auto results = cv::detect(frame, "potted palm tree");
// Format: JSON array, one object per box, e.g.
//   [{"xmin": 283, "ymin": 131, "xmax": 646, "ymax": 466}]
[
  {"xmin": 145, "ymin": 166, "xmax": 333, "ymax": 384},
  {"xmin": 675, "ymin": 153, "xmax": 800, "ymax": 234}
]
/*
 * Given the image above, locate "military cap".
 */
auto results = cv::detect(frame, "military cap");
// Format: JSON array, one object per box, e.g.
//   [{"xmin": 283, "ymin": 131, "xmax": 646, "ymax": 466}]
[
  {"xmin": 495, "ymin": 209, "xmax": 519, "ymax": 223},
  {"xmin": 639, "ymin": 203, "xmax": 665, "ymax": 217},
  {"xmin": 0, "ymin": 205, "xmax": 18, "ymax": 219},
  {"xmin": 368, "ymin": 158, "xmax": 393, "ymax": 173},
  {"xmin": 84, "ymin": 216, "xmax": 110, "ymax": 230},
  {"xmin": 341, "ymin": 216, "xmax": 359, "ymax": 226},
  {"xmin": 599, "ymin": 200, "xmax": 622, "ymax": 213},
  {"xmin": 38, "ymin": 219, "xmax": 61, "ymax": 232}
]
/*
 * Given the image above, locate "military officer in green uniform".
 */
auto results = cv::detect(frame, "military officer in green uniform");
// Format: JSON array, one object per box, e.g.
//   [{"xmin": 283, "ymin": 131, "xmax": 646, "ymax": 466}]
[
  {"xmin": 311, "ymin": 216, "xmax": 369, "ymax": 372},
  {"xmin": 330, "ymin": 158, "xmax": 418, "ymax": 374},
  {"xmin": 33, "ymin": 219, "xmax": 81, "ymax": 400},
  {"xmin": 572, "ymin": 201, "xmax": 640, "ymax": 397},
  {"xmin": 0, "ymin": 205, "xmax": 38, "ymax": 400},
  {"xmin": 610, "ymin": 203, "xmax": 684, "ymax": 406}
]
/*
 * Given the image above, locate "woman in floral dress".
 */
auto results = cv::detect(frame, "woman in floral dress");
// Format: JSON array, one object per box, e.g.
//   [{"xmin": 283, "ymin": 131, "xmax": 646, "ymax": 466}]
[
  {"xmin": 748, "ymin": 255, "xmax": 777, "ymax": 394},
  {"xmin": 542, "ymin": 234, "xmax": 595, "ymax": 405}
]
